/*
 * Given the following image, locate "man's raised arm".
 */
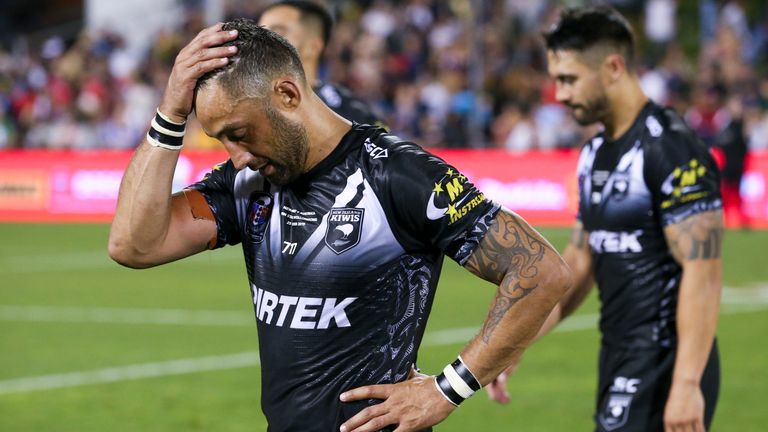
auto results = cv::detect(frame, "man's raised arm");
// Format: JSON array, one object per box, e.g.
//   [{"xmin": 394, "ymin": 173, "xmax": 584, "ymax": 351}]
[{"xmin": 108, "ymin": 24, "xmax": 238, "ymax": 268}]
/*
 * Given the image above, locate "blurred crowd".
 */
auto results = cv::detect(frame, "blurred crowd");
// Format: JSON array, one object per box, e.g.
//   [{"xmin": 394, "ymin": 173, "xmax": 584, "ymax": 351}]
[{"xmin": 1, "ymin": 0, "xmax": 768, "ymax": 152}]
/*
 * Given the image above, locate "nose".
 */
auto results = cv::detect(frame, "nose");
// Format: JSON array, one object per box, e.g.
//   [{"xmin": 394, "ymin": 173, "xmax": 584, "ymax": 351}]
[
  {"xmin": 221, "ymin": 140, "xmax": 262, "ymax": 170},
  {"xmin": 555, "ymin": 82, "xmax": 570, "ymax": 105}
]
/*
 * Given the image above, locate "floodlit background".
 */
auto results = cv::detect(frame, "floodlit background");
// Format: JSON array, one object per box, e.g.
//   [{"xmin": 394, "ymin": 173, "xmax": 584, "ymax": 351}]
[{"xmin": 1, "ymin": 0, "xmax": 767, "ymax": 430}]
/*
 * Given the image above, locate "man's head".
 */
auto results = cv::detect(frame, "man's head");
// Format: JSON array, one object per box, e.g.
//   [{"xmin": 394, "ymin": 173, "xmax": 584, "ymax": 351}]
[
  {"xmin": 257, "ymin": 1, "xmax": 334, "ymax": 73},
  {"xmin": 543, "ymin": 6, "xmax": 636, "ymax": 125},
  {"xmin": 195, "ymin": 19, "xmax": 310, "ymax": 186}
]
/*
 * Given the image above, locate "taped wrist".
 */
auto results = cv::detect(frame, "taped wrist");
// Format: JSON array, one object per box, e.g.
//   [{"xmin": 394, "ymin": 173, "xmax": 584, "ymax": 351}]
[
  {"xmin": 147, "ymin": 109, "xmax": 186, "ymax": 150},
  {"xmin": 434, "ymin": 355, "xmax": 482, "ymax": 406}
]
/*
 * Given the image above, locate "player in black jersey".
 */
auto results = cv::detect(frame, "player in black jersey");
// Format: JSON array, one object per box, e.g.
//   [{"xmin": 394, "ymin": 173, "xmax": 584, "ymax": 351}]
[
  {"xmin": 257, "ymin": 0, "xmax": 382, "ymax": 127},
  {"xmin": 108, "ymin": 19, "xmax": 572, "ymax": 432},
  {"xmin": 487, "ymin": 6, "xmax": 723, "ymax": 432}
]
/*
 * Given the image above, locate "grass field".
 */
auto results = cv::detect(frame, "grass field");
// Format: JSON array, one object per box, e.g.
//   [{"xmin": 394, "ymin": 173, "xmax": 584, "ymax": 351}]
[{"xmin": 1, "ymin": 224, "xmax": 767, "ymax": 431}]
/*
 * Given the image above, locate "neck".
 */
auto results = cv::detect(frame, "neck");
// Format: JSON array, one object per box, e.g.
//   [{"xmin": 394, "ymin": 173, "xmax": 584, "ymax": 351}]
[
  {"xmin": 303, "ymin": 92, "xmax": 352, "ymax": 171},
  {"xmin": 603, "ymin": 77, "xmax": 648, "ymax": 141},
  {"xmin": 303, "ymin": 60, "xmax": 320, "ymax": 87}
]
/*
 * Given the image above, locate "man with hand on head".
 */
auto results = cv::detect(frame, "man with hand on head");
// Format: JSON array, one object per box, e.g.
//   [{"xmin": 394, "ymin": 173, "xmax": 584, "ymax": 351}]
[
  {"xmin": 487, "ymin": 6, "xmax": 723, "ymax": 432},
  {"xmin": 257, "ymin": 0, "xmax": 382, "ymax": 127},
  {"xmin": 108, "ymin": 19, "xmax": 571, "ymax": 432}
]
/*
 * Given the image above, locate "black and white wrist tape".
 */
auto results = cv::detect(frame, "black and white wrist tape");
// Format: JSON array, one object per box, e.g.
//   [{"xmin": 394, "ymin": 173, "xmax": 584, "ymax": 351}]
[
  {"xmin": 147, "ymin": 109, "xmax": 186, "ymax": 150},
  {"xmin": 434, "ymin": 355, "xmax": 482, "ymax": 406}
]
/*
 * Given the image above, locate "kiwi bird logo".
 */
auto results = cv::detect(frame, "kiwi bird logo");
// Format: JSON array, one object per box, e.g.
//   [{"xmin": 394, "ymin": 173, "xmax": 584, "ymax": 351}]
[{"xmin": 325, "ymin": 208, "xmax": 364, "ymax": 254}]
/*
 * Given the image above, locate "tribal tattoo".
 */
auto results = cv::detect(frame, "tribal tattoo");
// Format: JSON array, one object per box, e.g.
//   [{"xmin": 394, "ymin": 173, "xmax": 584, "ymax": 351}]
[
  {"xmin": 666, "ymin": 210, "xmax": 724, "ymax": 262},
  {"xmin": 464, "ymin": 210, "xmax": 552, "ymax": 343}
]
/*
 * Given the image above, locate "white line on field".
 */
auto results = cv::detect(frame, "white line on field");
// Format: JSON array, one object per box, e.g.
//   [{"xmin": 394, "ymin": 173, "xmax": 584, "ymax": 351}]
[
  {"xmin": 0, "ymin": 300, "xmax": 765, "ymax": 396},
  {"xmin": 0, "ymin": 352, "xmax": 260, "ymax": 396},
  {"xmin": 0, "ymin": 249, "xmax": 243, "ymax": 274},
  {"xmin": 0, "ymin": 286, "xmax": 764, "ymax": 326},
  {"xmin": 0, "ymin": 305, "xmax": 253, "ymax": 326}
]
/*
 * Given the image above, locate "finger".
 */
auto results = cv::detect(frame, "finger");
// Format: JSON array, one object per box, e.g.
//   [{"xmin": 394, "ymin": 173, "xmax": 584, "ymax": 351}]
[
  {"xmin": 494, "ymin": 385, "xmax": 510, "ymax": 404},
  {"xmin": 340, "ymin": 384, "xmax": 393, "ymax": 402},
  {"xmin": 350, "ymin": 413, "xmax": 397, "ymax": 432},
  {"xmin": 695, "ymin": 419, "xmax": 706, "ymax": 432},
  {"xmin": 180, "ymin": 57, "xmax": 231, "ymax": 81},
  {"xmin": 340, "ymin": 403, "xmax": 387, "ymax": 432},
  {"xmin": 485, "ymin": 380, "xmax": 508, "ymax": 404},
  {"xmin": 195, "ymin": 22, "xmax": 225, "ymax": 38},
  {"xmin": 188, "ymin": 45, "xmax": 239, "ymax": 66},
  {"xmin": 178, "ymin": 29, "xmax": 239, "ymax": 63}
]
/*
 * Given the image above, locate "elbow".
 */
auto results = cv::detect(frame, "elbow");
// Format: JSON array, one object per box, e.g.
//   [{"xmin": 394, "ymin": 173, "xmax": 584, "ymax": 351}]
[{"xmin": 108, "ymin": 235, "xmax": 154, "ymax": 269}]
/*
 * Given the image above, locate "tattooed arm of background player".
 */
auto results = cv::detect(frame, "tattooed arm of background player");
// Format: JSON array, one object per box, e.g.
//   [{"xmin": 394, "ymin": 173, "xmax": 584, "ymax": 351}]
[
  {"xmin": 662, "ymin": 210, "xmax": 723, "ymax": 432},
  {"xmin": 485, "ymin": 219, "xmax": 593, "ymax": 403},
  {"xmin": 459, "ymin": 209, "xmax": 572, "ymax": 386}
]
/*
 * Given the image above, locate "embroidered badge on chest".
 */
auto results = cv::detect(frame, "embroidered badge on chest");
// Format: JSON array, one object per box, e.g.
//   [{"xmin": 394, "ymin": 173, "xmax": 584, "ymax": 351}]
[
  {"xmin": 246, "ymin": 192, "xmax": 274, "ymax": 244},
  {"xmin": 324, "ymin": 208, "xmax": 364, "ymax": 254}
]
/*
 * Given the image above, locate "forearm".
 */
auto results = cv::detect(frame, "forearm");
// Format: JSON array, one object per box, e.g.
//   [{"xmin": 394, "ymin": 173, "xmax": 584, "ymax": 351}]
[
  {"xmin": 460, "ymin": 212, "xmax": 572, "ymax": 385},
  {"xmin": 672, "ymin": 262, "xmax": 721, "ymax": 386},
  {"xmin": 109, "ymin": 140, "xmax": 181, "ymax": 266},
  {"xmin": 465, "ymin": 270, "xmax": 569, "ymax": 384},
  {"xmin": 664, "ymin": 210, "xmax": 723, "ymax": 389}
]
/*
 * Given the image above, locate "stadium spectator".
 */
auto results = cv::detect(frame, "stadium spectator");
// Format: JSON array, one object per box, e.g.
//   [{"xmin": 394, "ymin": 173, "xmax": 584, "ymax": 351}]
[
  {"xmin": 486, "ymin": 7, "xmax": 724, "ymax": 432},
  {"xmin": 108, "ymin": 20, "xmax": 572, "ymax": 432},
  {"xmin": 256, "ymin": 0, "xmax": 382, "ymax": 126},
  {"xmin": 2, "ymin": 0, "xmax": 768, "ymax": 151}
]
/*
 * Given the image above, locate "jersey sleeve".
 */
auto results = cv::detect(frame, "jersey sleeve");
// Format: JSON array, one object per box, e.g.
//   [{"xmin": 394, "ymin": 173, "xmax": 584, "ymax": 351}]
[
  {"xmin": 371, "ymin": 140, "xmax": 500, "ymax": 265},
  {"xmin": 644, "ymin": 127, "xmax": 723, "ymax": 227},
  {"xmin": 186, "ymin": 160, "xmax": 242, "ymax": 248}
]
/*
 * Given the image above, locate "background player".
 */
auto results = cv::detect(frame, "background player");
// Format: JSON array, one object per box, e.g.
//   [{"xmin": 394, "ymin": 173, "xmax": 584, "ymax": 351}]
[
  {"xmin": 257, "ymin": 0, "xmax": 382, "ymax": 126},
  {"xmin": 108, "ymin": 19, "xmax": 572, "ymax": 431},
  {"xmin": 486, "ymin": 6, "xmax": 723, "ymax": 432}
]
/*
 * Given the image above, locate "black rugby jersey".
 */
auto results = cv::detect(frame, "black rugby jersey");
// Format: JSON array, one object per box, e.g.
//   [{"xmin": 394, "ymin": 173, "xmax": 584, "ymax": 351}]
[
  {"xmin": 189, "ymin": 124, "xmax": 499, "ymax": 431},
  {"xmin": 576, "ymin": 101, "xmax": 722, "ymax": 349},
  {"xmin": 314, "ymin": 81, "xmax": 382, "ymax": 127}
]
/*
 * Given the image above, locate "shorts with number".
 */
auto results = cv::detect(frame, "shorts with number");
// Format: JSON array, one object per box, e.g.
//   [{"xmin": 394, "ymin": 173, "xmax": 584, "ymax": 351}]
[{"xmin": 594, "ymin": 340, "xmax": 719, "ymax": 431}]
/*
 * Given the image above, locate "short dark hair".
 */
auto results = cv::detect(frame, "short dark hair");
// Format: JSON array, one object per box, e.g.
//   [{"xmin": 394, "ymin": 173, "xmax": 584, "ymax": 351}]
[
  {"xmin": 196, "ymin": 18, "xmax": 306, "ymax": 100},
  {"xmin": 543, "ymin": 6, "xmax": 636, "ymax": 68},
  {"xmin": 259, "ymin": 0, "xmax": 334, "ymax": 47}
]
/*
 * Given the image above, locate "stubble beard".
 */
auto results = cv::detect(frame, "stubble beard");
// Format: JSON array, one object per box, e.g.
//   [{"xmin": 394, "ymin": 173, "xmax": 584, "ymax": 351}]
[{"xmin": 263, "ymin": 106, "xmax": 310, "ymax": 186}]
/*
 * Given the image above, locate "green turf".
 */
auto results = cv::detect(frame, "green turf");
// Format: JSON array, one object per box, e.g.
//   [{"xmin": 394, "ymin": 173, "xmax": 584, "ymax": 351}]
[{"xmin": 0, "ymin": 224, "xmax": 766, "ymax": 431}]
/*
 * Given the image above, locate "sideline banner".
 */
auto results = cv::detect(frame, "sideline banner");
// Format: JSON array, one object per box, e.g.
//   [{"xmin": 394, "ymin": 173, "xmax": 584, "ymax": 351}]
[{"xmin": 1, "ymin": 149, "xmax": 766, "ymax": 228}]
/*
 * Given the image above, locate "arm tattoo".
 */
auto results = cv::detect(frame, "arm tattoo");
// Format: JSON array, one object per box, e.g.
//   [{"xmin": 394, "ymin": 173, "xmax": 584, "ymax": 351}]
[
  {"xmin": 667, "ymin": 210, "xmax": 724, "ymax": 261},
  {"xmin": 464, "ymin": 211, "xmax": 552, "ymax": 343}
]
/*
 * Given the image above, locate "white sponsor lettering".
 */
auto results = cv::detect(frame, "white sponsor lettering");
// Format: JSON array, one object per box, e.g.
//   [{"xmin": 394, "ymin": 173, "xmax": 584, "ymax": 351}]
[
  {"xmin": 275, "ymin": 296, "xmax": 298, "ymax": 326},
  {"xmin": 252, "ymin": 286, "xmax": 356, "ymax": 329},
  {"xmin": 610, "ymin": 376, "xmax": 641, "ymax": 394},
  {"xmin": 589, "ymin": 230, "xmax": 643, "ymax": 253}
]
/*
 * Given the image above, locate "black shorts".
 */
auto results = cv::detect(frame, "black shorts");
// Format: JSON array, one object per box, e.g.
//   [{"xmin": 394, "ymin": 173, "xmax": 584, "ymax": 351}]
[{"xmin": 594, "ymin": 340, "xmax": 719, "ymax": 431}]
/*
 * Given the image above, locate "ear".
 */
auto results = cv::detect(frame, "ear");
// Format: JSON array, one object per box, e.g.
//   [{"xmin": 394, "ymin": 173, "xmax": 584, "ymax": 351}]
[
  {"xmin": 602, "ymin": 54, "xmax": 626, "ymax": 83},
  {"xmin": 273, "ymin": 79, "xmax": 302, "ymax": 111}
]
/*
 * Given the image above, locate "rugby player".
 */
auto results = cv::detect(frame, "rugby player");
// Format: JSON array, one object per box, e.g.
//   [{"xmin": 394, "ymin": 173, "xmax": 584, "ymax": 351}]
[
  {"xmin": 486, "ymin": 6, "xmax": 723, "ymax": 432},
  {"xmin": 257, "ymin": 0, "xmax": 382, "ymax": 126},
  {"xmin": 108, "ymin": 19, "xmax": 572, "ymax": 432}
]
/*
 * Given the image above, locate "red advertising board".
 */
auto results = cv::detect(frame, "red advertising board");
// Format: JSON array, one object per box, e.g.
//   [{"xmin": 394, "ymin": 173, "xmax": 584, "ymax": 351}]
[{"xmin": 1, "ymin": 149, "xmax": 767, "ymax": 228}]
